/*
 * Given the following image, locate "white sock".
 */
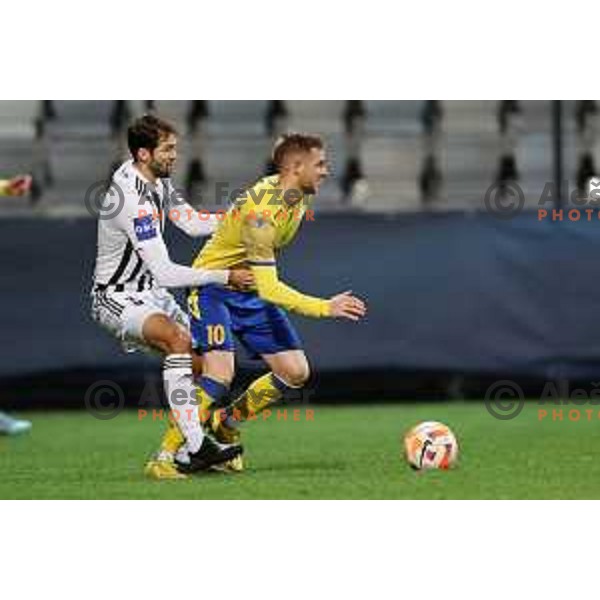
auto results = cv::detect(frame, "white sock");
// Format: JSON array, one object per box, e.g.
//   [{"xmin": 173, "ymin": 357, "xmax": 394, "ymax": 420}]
[
  {"xmin": 175, "ymin": 445, "xmax": 191, "ymax": 465},
  {"xmin": 162, "ymin": 354, "xmax": 204, "ymax": 453}
]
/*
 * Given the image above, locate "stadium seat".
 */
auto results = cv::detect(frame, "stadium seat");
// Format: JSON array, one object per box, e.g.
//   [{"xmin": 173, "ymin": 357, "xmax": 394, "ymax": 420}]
[
  {"xmin": 0, "ymin": 139, "xmax": 37, "ymax": 177},
  {"xmin": 0, "ymin": 100, "xmax": 572, "ymax": 216},
  {"xmin": 363, "ymin": 101, "xmax": 423, "ymax": 136},
  {"xmin": 514, "ymin": 130, "xmax": 552, "ymax": 207},
  {"xmin": 444, "ymin": 134, "xmax": 500, "ymax": 209},
  {"xmin": 443, "ymin": 101, "xmax": 498, "ymax": 135},
  {"xmin": 286, "ymin": 101, "xmax": 345, "ymax": 135},
  {"xmin": 522, "ymin": 101, "xmax": 553, "ymax": 134},
  {"xmin": 203, "ymin": 137, "xmax": 270, "ymax": 182},
  {"xmin": 46, "ymin": 101, "xmax": 113, "ymax": 139},
  {"xmin": 359, "ymin": 136, "xmax": 422, "ymax": 211},
  {"xmin": 443, "ymin": 101, "xmax": 541, "ymax": 210},
  {"xmin": 0, "ymin": 101, "xmax": 40, "ymax": 140},
  {"xmin": 44, "ymin": 138, "xmax": 115, "ymax": 210},
  {"xmin": 206, "ymin": 101, "xmax": 268, "ymax": 137},
  {"xmin": 361, "ymin": 137, "xmax": 422, "ymax": 180},
  {"xmin": 150, "ymin": 101, "xmax": 190, "ymax": 133}
]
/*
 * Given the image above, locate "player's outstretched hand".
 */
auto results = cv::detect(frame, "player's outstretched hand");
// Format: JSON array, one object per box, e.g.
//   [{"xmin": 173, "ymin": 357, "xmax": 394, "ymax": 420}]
[
  {"xmin": 229, "ymin": 268, "xmax": 255, "ymax": 290},
  {"xmin": 5, "ymin": 174, "xmax": 32, "ymax": 197},
  {"xmin": 329, "ymin": 290, "xmax": 367, "ymax": 321}
]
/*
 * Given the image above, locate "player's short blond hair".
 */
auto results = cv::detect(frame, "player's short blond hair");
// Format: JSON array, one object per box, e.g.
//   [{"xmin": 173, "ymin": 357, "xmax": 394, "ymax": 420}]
[{"xmin": 272, "ymin": 133, "xmax": 323, "ymax": 169}]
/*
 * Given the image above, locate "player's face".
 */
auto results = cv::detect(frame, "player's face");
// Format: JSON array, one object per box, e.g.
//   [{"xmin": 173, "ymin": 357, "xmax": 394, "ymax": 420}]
[
  {"xmin": 149, "ymin": 133, "xmax": 177, "ymax": 178},
  {"xmin": 297, "ymin": 148, "xmax": 329, "ymax": 194}
]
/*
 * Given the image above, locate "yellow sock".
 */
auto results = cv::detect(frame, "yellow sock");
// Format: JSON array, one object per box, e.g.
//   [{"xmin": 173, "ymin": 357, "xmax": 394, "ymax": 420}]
[
  {"xmin": 229, "ymin": 372, "xmax": 290, "ymax": 422},
  {"xmin": 197, "ymin": 386, "xmax": 213, "ymax": 422},
  {"xmin": 160, "ymin": 418, "xmax": 185, "ymax": 455}
]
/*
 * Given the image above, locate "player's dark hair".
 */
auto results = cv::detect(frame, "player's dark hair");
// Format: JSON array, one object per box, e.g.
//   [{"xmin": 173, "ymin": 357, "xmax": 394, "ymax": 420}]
[
  {"xmin": 127, "ymin": 114, "xmax": 177, "ymax": 160},
  {"xmin": 272, "ymin": 132, "xmax": 324, "ymax": 169}
]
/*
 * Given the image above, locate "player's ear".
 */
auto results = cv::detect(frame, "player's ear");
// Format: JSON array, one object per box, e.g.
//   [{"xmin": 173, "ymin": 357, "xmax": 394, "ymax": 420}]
[{"xmin": 137, "ymin": 148, "xmax": 151, "ymax": 163}]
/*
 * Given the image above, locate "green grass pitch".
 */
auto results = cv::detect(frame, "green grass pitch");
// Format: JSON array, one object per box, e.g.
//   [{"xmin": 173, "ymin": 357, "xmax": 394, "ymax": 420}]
[{"xmin": 1, "ymin": 402, "xmax": 599, "ymax": 499}]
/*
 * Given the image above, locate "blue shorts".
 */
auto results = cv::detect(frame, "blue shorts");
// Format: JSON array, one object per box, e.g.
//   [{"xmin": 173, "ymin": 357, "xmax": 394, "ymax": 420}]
[{"xmin": 189, "ymin": 285, "xmax": 303, "ymax": 357}]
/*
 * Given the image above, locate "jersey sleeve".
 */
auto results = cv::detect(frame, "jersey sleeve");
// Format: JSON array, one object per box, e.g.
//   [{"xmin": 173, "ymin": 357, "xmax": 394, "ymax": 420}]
[
  {"xmin": 241, "ymin": 214, "xmax": 330, "ymax": 318},
  {"xmin": 162, "ymin": 179, "xmax": 219, "ymax": 238},
  {"xmin": 169, "ymin": 201, "xmax": 221, "ymax": 237},
  {"xmin": 113, "ymin": 187, "xmax": 229, "ymax": 288}
]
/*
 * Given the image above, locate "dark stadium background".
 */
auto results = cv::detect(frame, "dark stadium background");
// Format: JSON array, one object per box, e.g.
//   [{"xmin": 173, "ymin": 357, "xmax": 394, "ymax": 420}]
[{"xmin": 1, "ymin": 100, "xmax": 598, "ymax": 410}]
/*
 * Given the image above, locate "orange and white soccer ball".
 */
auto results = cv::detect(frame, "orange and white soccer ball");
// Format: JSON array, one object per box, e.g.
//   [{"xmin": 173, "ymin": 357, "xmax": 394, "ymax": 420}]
[{"xmin": 404, "ymin": 421, "xmax": 459, "ymax": 470}]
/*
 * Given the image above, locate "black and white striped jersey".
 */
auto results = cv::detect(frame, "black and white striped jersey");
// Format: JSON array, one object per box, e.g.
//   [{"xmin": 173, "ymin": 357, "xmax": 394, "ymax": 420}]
[
  {"xmin": 93, "ymin": 160, "xmax": 170, "ymax": 292},
  {"xmin": 92, "ymin": 160, "xmax": 228, "ymax": 293}
]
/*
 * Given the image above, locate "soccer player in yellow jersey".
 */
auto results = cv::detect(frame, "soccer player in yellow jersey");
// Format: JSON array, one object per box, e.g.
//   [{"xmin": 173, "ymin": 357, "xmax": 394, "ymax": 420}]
[{"xmin": 161, "ymin": 133, "xmax": 366, "ymax": 471}]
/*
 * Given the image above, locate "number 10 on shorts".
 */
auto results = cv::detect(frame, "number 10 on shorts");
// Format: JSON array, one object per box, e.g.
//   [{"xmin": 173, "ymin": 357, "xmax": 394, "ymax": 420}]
[{"xmin": 206, "ymin": 324, "xmax": 225, "ymax": 346}]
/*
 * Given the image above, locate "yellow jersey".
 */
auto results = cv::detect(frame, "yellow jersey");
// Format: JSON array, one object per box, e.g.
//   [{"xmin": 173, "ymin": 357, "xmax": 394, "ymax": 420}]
[
  {"xmin": 192, "ymin": 175, "xmax": 330, "ymax": 318},
  {"xmin": 0, "ymin": 180, "xmax": 12, "ymax": 196}
]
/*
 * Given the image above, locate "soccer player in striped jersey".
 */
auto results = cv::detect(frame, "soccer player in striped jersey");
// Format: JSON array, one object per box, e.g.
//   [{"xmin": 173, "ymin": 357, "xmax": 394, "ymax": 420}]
[{"xmin": 90, "ymin": 114, "xmax": 252, "ymax": 478}]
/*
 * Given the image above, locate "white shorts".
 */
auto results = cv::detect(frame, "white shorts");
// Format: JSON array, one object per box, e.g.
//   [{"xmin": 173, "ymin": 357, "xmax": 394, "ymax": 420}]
[{"xmin": 91, "ymin": 286, "xmax": 189, "ymax": 353}]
